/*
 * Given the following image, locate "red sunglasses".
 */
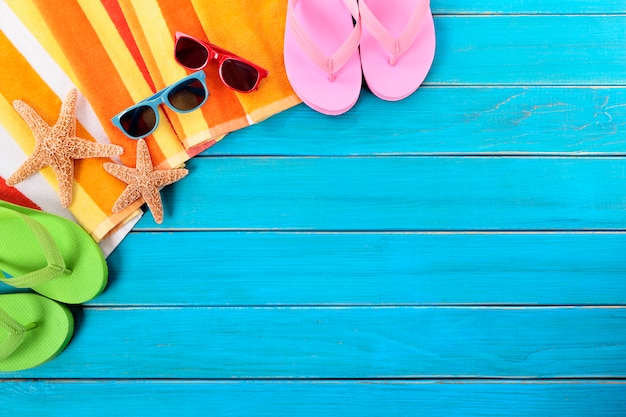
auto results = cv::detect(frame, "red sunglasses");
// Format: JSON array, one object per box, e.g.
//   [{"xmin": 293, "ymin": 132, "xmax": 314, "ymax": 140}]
[{"xmin": 174, "ymin": 32, "xmax": 269, "ymax": 93}]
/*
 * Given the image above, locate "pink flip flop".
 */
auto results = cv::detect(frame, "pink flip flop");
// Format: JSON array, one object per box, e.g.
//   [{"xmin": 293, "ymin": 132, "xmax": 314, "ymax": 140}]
[
  {"xmin": 284, "ymin": 0, "xmax": 362, "ymax": 115},
  {"xmin": 359, "ymin": 0, "xmax": 436, "ymax": 101}
]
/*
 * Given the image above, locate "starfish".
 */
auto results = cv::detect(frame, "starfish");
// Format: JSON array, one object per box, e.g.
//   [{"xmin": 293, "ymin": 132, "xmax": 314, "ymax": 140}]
[
  {"xmin": 103, "ymin": 138, "xmax": 188, "ymax": 224},
  {"xmin": 7, "ymin": 89, "xmax": 124, "ymax": 208}
]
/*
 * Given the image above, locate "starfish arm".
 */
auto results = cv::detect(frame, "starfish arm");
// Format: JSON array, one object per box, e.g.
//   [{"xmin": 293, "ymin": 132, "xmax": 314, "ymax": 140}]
[
  {"xmin": 68, "ymin": 137, "xmax": 124, "ymax": 160},
  {"xmin": 103, "ymin": 162, "xmax": 138, "ymax": 183},
  {"xmin": 151, "ymin": 168, "xmax": 189, "ymax": 188},
  {"xmin": 54, "ymin": 89, "xmax": 78, "ymax": 138},
  {"xmin": 49, "ymin": 157, "xmax": 75, "ymax": 208},
  {"xmin": 142, "ymin": 186, "xmax": 164, "ymax": 224},
  {"xmin": 135, "ymin": 139, "xmax": 154, "ymax": 174},
  {"xmin": 13, "ymin": 100, "xmax": 52, "ymax": 137},
  {"xmin": 104, "ymin": 140, "xmax": 185, "ymax": 224},
  {"xmin": 10, "ymin": 89, "xmax": 121, "ymax": 208},
  {"xmin": 112, "ymin": 185, "xmax": 143, "ymax": 213},
  {"xmin": 6, "ymin": 154, "xmax": 47, "ymax": 186}
]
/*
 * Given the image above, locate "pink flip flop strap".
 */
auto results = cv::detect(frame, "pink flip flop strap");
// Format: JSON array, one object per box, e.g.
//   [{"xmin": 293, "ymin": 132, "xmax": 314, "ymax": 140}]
[
  {"xmin": 359, "ymin": 0, "xmax": 430, "ymax": 66},
  {"xmin": 288, "ymin": 0, "xmax": 361, "ymax": 81}
]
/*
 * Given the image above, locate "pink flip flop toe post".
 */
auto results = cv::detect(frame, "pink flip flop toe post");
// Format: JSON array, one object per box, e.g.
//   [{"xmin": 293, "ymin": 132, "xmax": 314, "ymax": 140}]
[
  {"xmin": 359, "ymin": 0, "xmax": 436, "ymax": 101},
  {"xmin": 284, "ymin": 0, "xmax": 363, "ymax": 115}
]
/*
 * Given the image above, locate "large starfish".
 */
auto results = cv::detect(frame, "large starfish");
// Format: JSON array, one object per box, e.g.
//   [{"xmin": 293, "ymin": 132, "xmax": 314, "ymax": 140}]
[
  {"xmin": 7, "ymin": 89, "xmax": 124, "ymax": 208},
  {"xmin": 103, "ymin": 139, "xmax": 188, "ymax": 224}
]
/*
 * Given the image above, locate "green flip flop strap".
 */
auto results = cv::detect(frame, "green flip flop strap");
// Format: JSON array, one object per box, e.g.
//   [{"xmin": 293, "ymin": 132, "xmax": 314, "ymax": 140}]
[
  {"xmin": 0, "ymin": 307, "xmax": 37, "ymax": 361},
  {"xmin": 0, "ymin": 207, "xmax": 72, "ymax": 289}
]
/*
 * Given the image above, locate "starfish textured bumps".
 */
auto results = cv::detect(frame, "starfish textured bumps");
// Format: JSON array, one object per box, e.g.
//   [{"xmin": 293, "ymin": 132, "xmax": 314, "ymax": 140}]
[
  {"xmin": 7, "ymin": 89, "xmax": 124, "ymax": 208},
  {"xmin": 103, "ymin": 139, "xmax": 189, "ymax": 224}
]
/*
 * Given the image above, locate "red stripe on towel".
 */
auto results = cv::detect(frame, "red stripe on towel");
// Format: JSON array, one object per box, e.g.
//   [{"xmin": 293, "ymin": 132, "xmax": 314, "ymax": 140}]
[
  {"xmin": 0, "ymin": 176, "xmax": 40, "ymax": 210},
  {"xmin": 100, "ymin": 0, "xmax": 155, "ymax": 92}
]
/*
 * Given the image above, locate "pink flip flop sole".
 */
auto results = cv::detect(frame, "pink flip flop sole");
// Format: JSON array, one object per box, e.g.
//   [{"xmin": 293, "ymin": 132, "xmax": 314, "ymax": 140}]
[
  {"xmin": 359, "ymin": 0, "xmax": 436, "ymax": 101},
  {"xmin": 284, "ymin": 0, "xmax": 362, "ymax": 115}
]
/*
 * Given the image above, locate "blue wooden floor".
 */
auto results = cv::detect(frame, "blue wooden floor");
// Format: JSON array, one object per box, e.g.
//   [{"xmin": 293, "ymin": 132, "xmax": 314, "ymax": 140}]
[{"xmin": 3, "ymin": 1, "xmax": 626, "ymax": 415}]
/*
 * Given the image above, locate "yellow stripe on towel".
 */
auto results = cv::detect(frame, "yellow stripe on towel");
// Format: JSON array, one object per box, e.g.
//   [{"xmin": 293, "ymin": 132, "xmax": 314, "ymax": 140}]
[
  {"xmin": 0, "ymin": 91, "xmax": 118, "ymax": 241},
  {"xmin": 4, "ymin": 0, "xmax": 78, "ymax": 86},
  {"xmin": 0, "ymin": 30, "xmax": 129, "ymax": 240},
  {"xmin": 125, "ymin": 0, "xmax": 212, "ymax": 145},
  {"xmin": 75, "ymin": 0, "xmax": 156, "ymax": 103},
  {"xmin": 191, "ymin": 0, "xmax": 300, "ymax": 121}
]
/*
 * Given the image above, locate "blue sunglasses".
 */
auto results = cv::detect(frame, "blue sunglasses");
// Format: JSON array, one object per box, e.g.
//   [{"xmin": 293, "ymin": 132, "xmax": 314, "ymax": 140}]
[{"xmin": 112, "ymin": 71, "xmax": 209, "ymax": 139}]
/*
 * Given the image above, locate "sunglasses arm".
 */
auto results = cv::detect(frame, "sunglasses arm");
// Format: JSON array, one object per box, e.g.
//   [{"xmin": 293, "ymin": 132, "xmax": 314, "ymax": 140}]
[{"xmin": 209, "ymin": 43, "xmax": 269, "ymax": 76}]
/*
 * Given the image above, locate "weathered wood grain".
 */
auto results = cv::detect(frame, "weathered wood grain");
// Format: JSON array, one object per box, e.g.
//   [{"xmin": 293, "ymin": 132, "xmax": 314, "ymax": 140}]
[
  {"xmin": 49, "ymin": 231, "xmax": 626, "ymax": 306},
  {"xmin": 134, "ymin": 157, "xmax": 626, "ymax": 231},
  {"xmin": 206, "ymin": 87, "xmax": 626, "ymax": 156},
  {"xmin": 3, "ymin": 307, "xmax": 625, "ymax": 379},
  {"xmin": 427, "ymin": 16, "xmax": 626, "ymax": 85},
  {"xmin": 2, "ymin": 381, "xmax": 626, "ymax": 417},
  {"xmin": 433, "ymin": 0, "xmax": 626, "ymax": 14}
]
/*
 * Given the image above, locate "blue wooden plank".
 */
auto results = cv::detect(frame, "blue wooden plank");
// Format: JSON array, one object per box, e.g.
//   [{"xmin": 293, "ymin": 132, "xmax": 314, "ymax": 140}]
[
  {"xmin": 427, "ymin": 16, "xmax": 626, "ymax": 85},
  {"xmin": 205, "ymin": 87, "xmax": 626, "ymax": 156},
  {"xmin": 56, "ymin": 231, "xmax": 626, "ymax": 306},
  {"xmin": 432, "ymin": 0, "xmax": 626, "ymax": 14},
  {"xmin": 135, "ymin": 157, "xmax": 626, "ymax": 231},
  {"xmin": 3, "ymin": 307, "xmax": 625, "ymax": 379},
  {"xmin": 2, "ymin": 381, "xmax": 626, "ymax": 417}
]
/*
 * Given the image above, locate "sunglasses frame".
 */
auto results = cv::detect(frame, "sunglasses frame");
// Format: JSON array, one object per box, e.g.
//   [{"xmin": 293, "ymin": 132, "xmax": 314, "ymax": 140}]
[
  {"xmin": 174, "ymin": 31, "xmax": 269, "ymax": 92},
  {"xmin": 112, "ymin": 71, "xmax": 208, "ymax": 139}
]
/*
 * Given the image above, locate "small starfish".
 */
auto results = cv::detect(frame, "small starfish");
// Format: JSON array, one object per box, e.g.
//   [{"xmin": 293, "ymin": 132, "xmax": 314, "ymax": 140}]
[
  {"xmin": 7, "ymin": 89, "xmax": 124, "ymax": 208},
  {"xmin": 103, "ymin": 138, "xmax": 188, "ymax": 224}
]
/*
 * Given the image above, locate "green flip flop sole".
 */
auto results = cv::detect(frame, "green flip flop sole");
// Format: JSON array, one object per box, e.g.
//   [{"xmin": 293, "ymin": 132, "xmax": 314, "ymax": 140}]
[
  {"xmin": 0, "ymin": 293, "xmax": 73, "ymax": 372},
  {"xmin": 0, "ymin": 200, "xmax": 108, "ymax": 304}
]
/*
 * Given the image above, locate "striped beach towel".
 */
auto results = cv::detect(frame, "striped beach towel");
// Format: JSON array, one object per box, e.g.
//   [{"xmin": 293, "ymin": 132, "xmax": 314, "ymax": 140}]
[{"xmin": 0, "ymin": 0, "xmax": 299, "ymax": 251}]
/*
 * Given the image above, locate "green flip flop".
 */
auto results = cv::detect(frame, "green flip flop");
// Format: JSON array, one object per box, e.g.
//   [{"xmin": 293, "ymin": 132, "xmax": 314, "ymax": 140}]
[
  {"xmin": 0, "ymin": 293, "xmax": 73, "ymax": 371},
  {"xmin": 0, "ymin": 200, "xmax": 108, "ymax": 304}
]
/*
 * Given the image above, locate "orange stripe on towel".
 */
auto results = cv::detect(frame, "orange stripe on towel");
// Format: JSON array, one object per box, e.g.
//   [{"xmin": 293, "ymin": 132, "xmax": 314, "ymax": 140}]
[
  {"xmin": 117, "ymin": 0, "xmax": 246, "ymax": 150},
  {"xmin": 117, "ymin": 0, "xmax": 212, "ymax": 152},
  {"xmin": 158, "ymin": 0, "xmax": 248, "ymax": 133},
  {"xmin": 191, "ymin": 0, "xmax": 300, "ymax": 123},
  {"xmin": 101, "ymin": 0, "xmax": 155, "ymax": 92},
  {"xmin": 0, "ymin": 31, "xmax": 125, "ymax": 225},
  {"xmin": 31, "ymin": 0, "xmax": 138, "ymax": 164},
  {"xmin": 3, "ymin": 0, "xmax": 78, "ymax": 85},
  {"xmin": 112, "ymin": 0, "xmax": 198, "ymax": 168}
]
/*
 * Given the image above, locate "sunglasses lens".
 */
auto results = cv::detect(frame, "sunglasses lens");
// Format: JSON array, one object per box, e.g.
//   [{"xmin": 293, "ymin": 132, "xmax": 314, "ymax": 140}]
[
  {"xmin": 221, "ymin": 58, "xmax": 260, "ymax": 92},
  {"xmin": 168, "ymin": 78, "xmax": 207, "ymax": 111},
  {"xmin": 119, "ymin": 105, "xmax": 156, "ymax": 138},
  {"xmin": 175, "ymin": 37, "xmax": 209, "ymax": 70}
]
